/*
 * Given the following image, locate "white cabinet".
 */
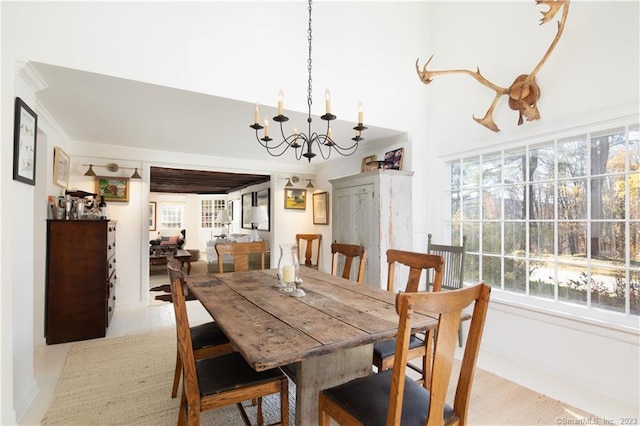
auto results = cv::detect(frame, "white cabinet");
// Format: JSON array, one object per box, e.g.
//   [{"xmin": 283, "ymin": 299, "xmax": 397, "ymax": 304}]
[{"xmin": 330, "ymin": 170, "xmax": 413, "ymax": 288}]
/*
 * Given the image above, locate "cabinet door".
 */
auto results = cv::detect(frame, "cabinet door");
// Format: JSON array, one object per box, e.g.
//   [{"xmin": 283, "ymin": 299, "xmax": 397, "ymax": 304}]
[{"xmin": 333, "ymin": 183, "xmax": 378, "ymax": 286}]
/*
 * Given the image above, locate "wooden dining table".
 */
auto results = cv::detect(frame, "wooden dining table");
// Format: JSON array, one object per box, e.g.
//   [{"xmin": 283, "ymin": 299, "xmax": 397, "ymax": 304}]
[{"xmin": 186, "ymin": 267, "xmax": 439, "ymax": 426}]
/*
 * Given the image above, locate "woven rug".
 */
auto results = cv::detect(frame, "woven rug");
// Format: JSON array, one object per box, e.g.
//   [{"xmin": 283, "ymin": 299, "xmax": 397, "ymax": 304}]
[{"xmin": 42, "ymin": 328, "xmax": 601, "ymax": 425}]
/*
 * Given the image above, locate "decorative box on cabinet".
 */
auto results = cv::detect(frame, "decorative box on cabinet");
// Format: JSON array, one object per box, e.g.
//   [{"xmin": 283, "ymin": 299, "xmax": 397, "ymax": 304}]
[
  {"xmin": 330, "ymin": 169, "xmax": 413, "ymax": 289},
  {"xmin": 45, "ymin": 220, "xmax": 117, "ymax": 344}
]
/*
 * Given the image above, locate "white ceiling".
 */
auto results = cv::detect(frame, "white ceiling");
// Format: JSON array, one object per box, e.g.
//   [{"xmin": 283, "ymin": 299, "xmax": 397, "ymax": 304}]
[{"xmin": 32, "ymin": 62, "xmax": 405, "ymax": 167}]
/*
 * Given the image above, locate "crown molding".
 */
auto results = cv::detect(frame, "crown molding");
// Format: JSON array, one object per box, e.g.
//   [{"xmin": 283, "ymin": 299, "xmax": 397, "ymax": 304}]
[{"xmin": 16, "ymin": 59, "xmax": 48, "ymax": 92}]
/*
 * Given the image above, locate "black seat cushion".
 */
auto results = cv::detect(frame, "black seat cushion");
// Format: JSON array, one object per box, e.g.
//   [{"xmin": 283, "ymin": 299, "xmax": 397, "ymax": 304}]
[
  {"xmin": 190, "ymin": 321, "xmax": 230, "ymax": 350},
  {"xmin": 322, "ymin": 370, "xmax": 456, "ymax": 425},
  {"xmin": 196, "ymin": 352, "xmax": 285, "ymax": 397},
  {"xmin": 373, "ymin": 334, "xmax": 424, "ymax": 360}
]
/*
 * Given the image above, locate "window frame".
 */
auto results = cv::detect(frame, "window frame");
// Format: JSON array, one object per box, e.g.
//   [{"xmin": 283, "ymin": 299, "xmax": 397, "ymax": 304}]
[{"xmin": 442, "ymin": 117, "xmax": 639, "ymax": 330}]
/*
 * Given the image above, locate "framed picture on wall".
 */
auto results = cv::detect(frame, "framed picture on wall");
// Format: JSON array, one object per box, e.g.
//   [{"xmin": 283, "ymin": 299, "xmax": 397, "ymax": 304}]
[
  {"xmin": 13, "ymin": 97, "xmax": 38, "ymax": 185},
  {"xmin": 53, "ymin": 147, "xmax": 70, "ymax": 188},
  {"xmin": 149, "ymin": 202, "xmax": 157, "ymax": 231},
  {"xmin": 95, "ymin": 177, "xmax": 130, "ymax": 202},
  {"xmin": 284, "ymin": 188, "xmax": 306, "ymax": 210},
  {"xmin": 312, "ymin": 191, "xmax": 329, "ymax": 225},
  {"xmin": 256, "ymin": 188, "xmax": 270, "ymax": 231},
  {"xmin": 241, "ymin": 192, "xmax": 254, "ymax": 229}
]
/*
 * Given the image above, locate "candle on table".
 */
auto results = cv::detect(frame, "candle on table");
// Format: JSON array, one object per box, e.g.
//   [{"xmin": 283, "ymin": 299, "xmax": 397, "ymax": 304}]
[{"xmin": 283, "ymin": 265, "xmax": 295, "ymax": 283}]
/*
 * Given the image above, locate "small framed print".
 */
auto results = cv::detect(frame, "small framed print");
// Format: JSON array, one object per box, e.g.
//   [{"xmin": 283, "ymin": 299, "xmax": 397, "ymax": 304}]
[
  {"xmin": 53, "ymin": 147, "xmax": 70, "ymax": 188},
  {"xmin": 383, "ymin": 147, "xmax": 404, "ymax": 170},
  {"xmin": 95, "ymin": 176, "xmax": 130, "ymax": 202},
  {"xmin": 284, "ymin": 188, "xmax": 306, "ymax": 210},
  {"xmin": 360, "ymin": 154, "xmax": 377, "ymax": 172},
  {"xmin": 13, "ymin": 97, "xmax": 38, "ymax": 185},
  {"xmin": 312, "ymin": 192, "xmax": 329, "ymax": 225},
  {"xmin": 149, "ymin": 202, "xmax": 157, "ymax": 231},
  {"xmin": 242, "ymin": 192, "xmax": 255, "ymax": 229}
]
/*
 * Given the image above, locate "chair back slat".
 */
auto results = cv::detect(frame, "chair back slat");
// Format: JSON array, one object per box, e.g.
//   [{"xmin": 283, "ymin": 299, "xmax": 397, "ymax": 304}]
[
  {"xmin": 215, "ymin": 241, "xmax": 267, "ymax": 273},
  {"xmin": 427, "ymin": 234, "xmax": 467, "ymax": 290},
  {"xmin": 387, "ymin": 282, "xmax": 491, "ymax": 426},
  {"xmin": 167, "ymin": 260, "xmax": 201, "ymax": 407},
  {"xmin": 386, "ymin": 249, "xmax": 444, "ymax": 293},
  {"xmin": 330, "ymin": 243, "xmax": 367, "ymax": 283},
  {"xmin": 296, "ymin": 234, "xmax": 322, "ymax": 269}
]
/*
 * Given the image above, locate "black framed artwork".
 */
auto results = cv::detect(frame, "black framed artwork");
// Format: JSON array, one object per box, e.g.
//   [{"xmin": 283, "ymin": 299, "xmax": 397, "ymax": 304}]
[
  {"xmin": 256, "ymin": 188, "xmax": 270, "ymax": 231},
  {"xmin": 13, "ymin": 97, "xmax": 38, "ymax": 185},
  {"xmin": 241, "ymin": 192, "xmax": 255, "ymax": 229}
]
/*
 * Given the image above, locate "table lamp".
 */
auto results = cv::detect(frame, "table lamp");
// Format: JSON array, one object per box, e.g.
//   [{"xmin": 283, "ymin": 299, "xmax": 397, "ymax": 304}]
[
  {"xmin": 247, "ymin": 206, "xmax": 267, "ymax": 241},
  {"xmin": 215, "ymin": 209, "xmax": 231, "ymax": 237}
]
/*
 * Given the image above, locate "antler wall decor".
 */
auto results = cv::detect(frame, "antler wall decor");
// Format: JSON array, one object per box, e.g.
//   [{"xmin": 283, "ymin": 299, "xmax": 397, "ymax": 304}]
[{"xmin": 416, "ymin": 0, "xmax": 570, "ymax": 132}]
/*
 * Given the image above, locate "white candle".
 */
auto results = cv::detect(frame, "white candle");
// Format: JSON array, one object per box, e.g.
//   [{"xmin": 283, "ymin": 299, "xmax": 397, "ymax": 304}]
[
  {"xmin": 264, "ymin": 116, "xmax": 269, "ymax": 137},
  {"xmin": 278, "ymin": 90, "xmax": 284, "ymax": 116},
  {"xmin": 283, "ymin": 265, "xmax": 295, "ymax": 283},
  {"xmin": 325, "ymin": 89, "xmax": 331, "ymax": 114},
  {"xmin": 254, "ymin": 103, "xmax": 260, "ymax": 124},
  {"xmin": 358, "ymin": 101, "xmax": 363, "ymax": 124}
]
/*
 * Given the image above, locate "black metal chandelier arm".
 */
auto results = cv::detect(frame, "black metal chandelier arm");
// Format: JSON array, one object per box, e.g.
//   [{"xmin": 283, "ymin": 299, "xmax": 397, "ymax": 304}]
[{"xmin": 252, "ymin": 127, "xmax": 301, "ymax": 158}]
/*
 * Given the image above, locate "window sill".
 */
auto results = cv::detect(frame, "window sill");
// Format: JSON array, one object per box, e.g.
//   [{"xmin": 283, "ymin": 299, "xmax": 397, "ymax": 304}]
[{"xmin": 488, "ymin": 290, "xmax": 640, "ymax": 345}]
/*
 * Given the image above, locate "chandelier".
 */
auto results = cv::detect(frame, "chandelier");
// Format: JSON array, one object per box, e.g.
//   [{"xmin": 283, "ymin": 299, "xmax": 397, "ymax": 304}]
[{"xmin": 250, "ymin": 0, "xmax": 366, "ymax": 163}]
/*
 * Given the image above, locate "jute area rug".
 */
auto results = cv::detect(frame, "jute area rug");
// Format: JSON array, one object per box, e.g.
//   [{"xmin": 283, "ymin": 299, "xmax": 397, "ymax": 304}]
[{"xmin": 42, "ymin": 328, "xmax": 600, "ymax": 425}]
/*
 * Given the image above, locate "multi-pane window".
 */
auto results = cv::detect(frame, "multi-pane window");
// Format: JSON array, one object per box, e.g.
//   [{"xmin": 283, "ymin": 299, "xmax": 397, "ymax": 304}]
[
  {"xmin": 447, "ymin": 123, "xmax": 639, "ymax": 322},
  {"xmin": 201, "ymin": 199, "xmax": 226, "ymax": 228},
  {"xmin": 159, "ymin": 202, "xmax": 183, "ymax": 229}
]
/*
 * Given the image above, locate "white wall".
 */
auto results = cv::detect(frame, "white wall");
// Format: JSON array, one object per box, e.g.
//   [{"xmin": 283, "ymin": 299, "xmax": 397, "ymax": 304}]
[{"xmin": 1, "ymin": 1, "xmax": 638, "ymax": 423}]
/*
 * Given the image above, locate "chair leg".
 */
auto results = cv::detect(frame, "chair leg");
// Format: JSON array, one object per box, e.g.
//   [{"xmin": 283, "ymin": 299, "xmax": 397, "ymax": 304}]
[
  {"xmin": 256, "ymin": 397, "xmax": 264, "ymax": 426},
  {"xmin": 281, "ymin": 377, "xmax": 289, "ymax": 426},
  {"xmin": 172, "ymin": 350, "xmax": 182, "ymax": 398}
]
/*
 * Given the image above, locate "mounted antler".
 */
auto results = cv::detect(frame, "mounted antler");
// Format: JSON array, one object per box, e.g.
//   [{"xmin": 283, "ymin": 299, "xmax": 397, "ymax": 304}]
[{"xmin": 416, "ymin": 0, "xmax": 570, "ymax": 132}]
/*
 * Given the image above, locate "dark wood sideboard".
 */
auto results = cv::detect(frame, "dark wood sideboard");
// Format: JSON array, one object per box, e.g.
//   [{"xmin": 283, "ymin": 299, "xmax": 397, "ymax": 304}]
[{"xmin": 45, "ymin": 220, "xmax": 117, "ymax": 344}]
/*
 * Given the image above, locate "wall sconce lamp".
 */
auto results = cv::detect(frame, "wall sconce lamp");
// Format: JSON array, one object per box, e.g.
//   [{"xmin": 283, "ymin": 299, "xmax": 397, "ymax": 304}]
[
  {"xmin": 83, "ymin": 163, "xmax": 142, "ymax": 179},
  {"xmin": 305, "ymin": 179, "xmax": 314, "ymax": 188},
  {"xmin": 282, "ymin": 176, "xmax": 300, "ymax": 187}
]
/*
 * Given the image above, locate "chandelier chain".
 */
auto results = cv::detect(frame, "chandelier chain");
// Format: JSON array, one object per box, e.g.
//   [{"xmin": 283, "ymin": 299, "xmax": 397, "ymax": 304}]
[{"xmin": 307, "ymin": 0, "xmax": 313, "ymax": 112}]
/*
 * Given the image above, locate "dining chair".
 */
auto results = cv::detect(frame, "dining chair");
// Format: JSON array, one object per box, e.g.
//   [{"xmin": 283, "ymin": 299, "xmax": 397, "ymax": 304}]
[
  {"xmin": 372, "ymin": 249, "xmax": 444, "ymax": 387},
  {"xmin": 167, "ymin": 260, "xmax": 233, "ymax": 399},
  {"xmin": 330, "ymin": 243, "xmax": 367, "ymax": 284},
  {"xmin": 295, "ymin": 233, "xmax": 322, "ymax": 269},
  {"xmin": 319, "ymin": 282, "xmax": 491, "ymax": 426},
  {"xmin": 215, "ymin": 241, "xmax": 267, "ymax": 273},
  {"xmin": 168, "ymin": 260, "xmax": 289, "ymax": 426},
  {"xmin": 427, "ymin": 233, "xmax": 467, "ymax": 346}
]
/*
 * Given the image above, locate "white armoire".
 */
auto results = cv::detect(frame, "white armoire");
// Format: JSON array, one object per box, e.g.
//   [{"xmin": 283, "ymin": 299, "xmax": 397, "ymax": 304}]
[{"xmin": 330, "ymin": 169, "xmax": 413, "ymax": 289}]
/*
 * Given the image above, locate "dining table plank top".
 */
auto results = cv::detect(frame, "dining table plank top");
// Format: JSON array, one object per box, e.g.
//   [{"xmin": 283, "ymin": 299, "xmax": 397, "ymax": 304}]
[{"xmin": 186, "ymin": 267, "xmax": 438, "ymax": 371}]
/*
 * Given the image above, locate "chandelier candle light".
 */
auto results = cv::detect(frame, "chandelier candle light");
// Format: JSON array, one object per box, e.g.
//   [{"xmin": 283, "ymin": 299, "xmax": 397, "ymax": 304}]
[{"xmin": 250, "ymin": 0, "xmax": 366, "ymax": 162}]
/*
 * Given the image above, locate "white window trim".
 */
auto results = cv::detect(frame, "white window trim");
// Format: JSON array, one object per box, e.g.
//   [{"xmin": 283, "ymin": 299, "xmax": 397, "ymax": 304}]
[{"xmin": 444, "ymin": 114, "xmax": 640, "ymax": 330}]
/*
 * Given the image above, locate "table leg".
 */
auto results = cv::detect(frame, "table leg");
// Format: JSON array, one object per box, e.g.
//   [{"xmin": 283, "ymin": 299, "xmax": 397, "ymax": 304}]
[{"xmin": 287, "ymin": 344, "xmax": 372, "ymax": 426}]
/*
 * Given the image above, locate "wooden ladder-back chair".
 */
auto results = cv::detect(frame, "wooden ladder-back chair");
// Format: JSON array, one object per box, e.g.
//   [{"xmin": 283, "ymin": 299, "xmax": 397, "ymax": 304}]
[
  {"xmin": 168, "ymin": 260, "xmax": 289, "ymax": 426},
  {"xmin": 167, "ymin": 259, "xmax": 233, "ymax": 399},
  {"xmin": 215, "ymin": 241, "xmax": 267, "ymax": 273},
  {"xmin": 372, "ymin": 250, "xmax": 444, "ymax": 387},
  {"xmin": 319, "ymin": 282, "xmax": 491, "ymax": 426},
  {"xmin": 427, "ymin": 234, "xmax": 467, "ymax": 346},
  {"xmin": 295, "ymin": 233, "xmax": 322, "ymax": 269},
  {"xmin": 330, "ymin": 243, "xmax": 367, "ymax": 284}
]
